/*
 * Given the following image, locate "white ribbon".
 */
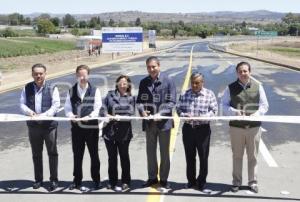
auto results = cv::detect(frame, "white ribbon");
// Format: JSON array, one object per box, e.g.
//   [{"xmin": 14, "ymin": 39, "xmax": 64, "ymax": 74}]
[{"xmin": 0, "ymin": 113, "xmax": 299, "ymax": 124}]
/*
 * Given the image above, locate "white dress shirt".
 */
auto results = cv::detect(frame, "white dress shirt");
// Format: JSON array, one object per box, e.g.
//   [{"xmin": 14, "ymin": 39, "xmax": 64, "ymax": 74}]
[
  {"xmin": 20, "ymin": 83, "xmax": 60, "ymax": 116},
  {"xmin": 64, "ymin": 83, "xmax": 102, "ymax": 118}
]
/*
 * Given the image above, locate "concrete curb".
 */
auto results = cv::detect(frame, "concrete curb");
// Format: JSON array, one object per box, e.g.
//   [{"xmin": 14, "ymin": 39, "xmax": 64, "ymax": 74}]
[
  {"xmin": 0, "ymin": 39, "xmax": 198, "ymax": 94},
  {"xmin": 208, "ymin": 43, "xmax": 300, "ymax": 72}
]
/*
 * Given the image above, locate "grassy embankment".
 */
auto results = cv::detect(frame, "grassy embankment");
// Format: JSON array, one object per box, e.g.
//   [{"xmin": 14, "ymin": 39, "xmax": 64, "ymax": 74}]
[
  {"xmin": 0, "ymin": 37, "xmax": 76, "ymax": 58},
  {"xmin": 265, "ymin": 42, "xmax": 300, "ymax": 57},
  {"xmin": 230, "ymin": 40, "xmax": 300, "ymax": 58}
]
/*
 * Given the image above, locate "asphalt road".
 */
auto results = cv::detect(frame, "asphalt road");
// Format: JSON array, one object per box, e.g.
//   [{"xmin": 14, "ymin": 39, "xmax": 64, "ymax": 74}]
[{"xmin": 0, "ymin": 40, "xmax": 300, "ymax": 202}]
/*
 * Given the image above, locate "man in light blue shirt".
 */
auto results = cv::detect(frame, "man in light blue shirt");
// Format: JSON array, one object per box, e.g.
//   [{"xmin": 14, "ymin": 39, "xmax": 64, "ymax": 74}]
[
  {"xmin": 222, "ymin": 61, "xmax": 269, "ymax": 194},
  {"xmin": 20, "ymin": 63, "xmax": 60, "ymax": 191}
]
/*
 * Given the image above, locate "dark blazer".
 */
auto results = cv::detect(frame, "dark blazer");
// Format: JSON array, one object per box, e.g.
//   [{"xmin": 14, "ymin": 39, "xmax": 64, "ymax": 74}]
[{"xmin": 136, "ymin": 73, "xmax": 176, "ymax": 131}]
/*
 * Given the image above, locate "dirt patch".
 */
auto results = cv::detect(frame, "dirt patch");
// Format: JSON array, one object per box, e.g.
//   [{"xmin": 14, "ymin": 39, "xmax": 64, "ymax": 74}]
[
  {"xmin": 272, "ymin": 41, "xmax": 300, "ymax": 48},
  {"xmin": 228, "ymin": 37, "xmax": 300, "ymax": 68}
]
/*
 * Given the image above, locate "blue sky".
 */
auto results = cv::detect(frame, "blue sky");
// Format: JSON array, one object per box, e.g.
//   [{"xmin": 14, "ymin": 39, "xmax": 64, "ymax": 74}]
[{"xmin": 0, "ymin": 0, "xmax": 299, "ymax": 14}]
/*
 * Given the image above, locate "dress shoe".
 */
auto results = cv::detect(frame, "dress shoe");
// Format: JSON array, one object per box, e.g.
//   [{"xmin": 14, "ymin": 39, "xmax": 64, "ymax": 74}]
[
  {"xmin": 69, "ymin": 182, "xmax": 80, "ymax": 190},
  {"xmin": 197, "ymin": 183, "xmax": 206, "ymax": 191},
  {"xmin": 184, "ymin": 182, "xmax": 196, "ymax": 189},
  {"xmin": 142, "ymin": 178, "xmax": 158, "ymax": 187},
  {"xmin": 33, "ymin": 181, "xmax": 43, "ymax": 189},
  {"xmin": 231, "ymin": 185, "xmax": 239, "ymax": 193},
  {"xmin": 93, "ymin": 181, "xmax": 103, "ymax": 190},
  {"xmin": 114, "ymin": 186, "xmax": 122, "ymax": 192},
  {"xmin": 48, "ymin": 181, "xmax": 58, "ymax": 191},
  {"xmin": 249, "ymin": 184, "xmax": 258, "ymax": 193},
  {"xmin": 107, "ymin": 183, "xmax": 116, "ymax": 190},
  {"xmin": 121, "ymin": 183, "xmax": 129, "ymax": 190},
  {"xmin": 160, "ymin": 181, "xmax": 171, "ymax": 189},
  {"xmin": 79, "ymin": 186, "xmax": 88, "ymax": 192}
]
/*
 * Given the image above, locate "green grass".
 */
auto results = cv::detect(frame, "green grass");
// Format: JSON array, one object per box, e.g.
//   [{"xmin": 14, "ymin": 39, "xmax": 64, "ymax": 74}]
[
  {"xmin": 267, "ymin": 47, "xmax": 300, "ymax": 57},
  {"xmin": 0, "ymin": 37, "xmax": 76, "ymax": 58},
  {"xmin": 14, "ymin": 29, "xmax": 38, "ymax": 37}
]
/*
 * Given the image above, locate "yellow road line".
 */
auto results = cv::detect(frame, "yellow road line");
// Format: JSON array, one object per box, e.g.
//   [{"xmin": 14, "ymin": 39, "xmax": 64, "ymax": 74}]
[{"xmin": 146, "ymin": 45, "xmax": 195, "ymax": 202}]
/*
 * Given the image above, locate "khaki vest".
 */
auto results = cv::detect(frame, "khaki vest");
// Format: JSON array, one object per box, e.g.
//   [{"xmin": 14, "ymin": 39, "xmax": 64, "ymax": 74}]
[{"xmin": 229, "ymin": 79, "xmax": 261, "ymax": 128}]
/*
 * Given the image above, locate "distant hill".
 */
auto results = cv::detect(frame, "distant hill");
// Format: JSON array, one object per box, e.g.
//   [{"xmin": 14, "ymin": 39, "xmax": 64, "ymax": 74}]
[{"xmin": 24, "ymin": 10, "xmax": 290, "ymax": 24}]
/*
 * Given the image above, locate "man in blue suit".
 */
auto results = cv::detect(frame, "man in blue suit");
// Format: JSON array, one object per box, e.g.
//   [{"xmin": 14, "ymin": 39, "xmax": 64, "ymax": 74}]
[{"xmin": 137, "ymin": 56, "xmax": 176, "ymax": 189}]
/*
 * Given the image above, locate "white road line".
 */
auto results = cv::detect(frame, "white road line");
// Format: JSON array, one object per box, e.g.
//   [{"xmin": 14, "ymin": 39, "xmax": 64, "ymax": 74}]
[
  {"xmin": 246, "ymin": 75, "xmax": 277, "ymax": 167},
  {"xmin": 226, "ymin": 60, "xmax": 234, "ymax": 65},
  {"xmin": 215, "ymin": 122, "xmax": 223, "ymax": 126},
  {"xmin": 57, "ymin": 107, "xmax": 64, "ymax": 113},
  {"xmin": 217, "ymin": 92, "xmax": 224, "ymax": 98},
  {"xmin": 168, "ymin": 69, "xmax": 185, "ymax": 78},
  {"xmin": 261, "ymin": 127, "xmax": 267, "ymax": 132},
  {"xmin": 126, "ymin": 71, "xmax": 134, "ymax": 76},
  {"xmin": 259, "ymin": 140, "xmax": 278, "ymax": 167},
  {"xmin": 212, "ymin": 50, "xmax": 233, "ymax": 65},
  {"xmin": 98, "ymin": 121, "xmax": 104, "ymax": 137}
]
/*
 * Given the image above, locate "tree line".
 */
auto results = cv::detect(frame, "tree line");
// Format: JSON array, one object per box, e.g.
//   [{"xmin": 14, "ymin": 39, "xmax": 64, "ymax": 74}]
[{"xmin": 0, "ymin": 12, "xmax": 299, "ymax": 37}]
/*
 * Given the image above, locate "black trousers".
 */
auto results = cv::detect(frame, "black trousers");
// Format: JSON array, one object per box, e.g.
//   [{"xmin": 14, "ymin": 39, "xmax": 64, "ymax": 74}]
[
  {"xmin": 71, "ymin": 126, "xmax": 100, "ymax": 185},
  {"xmin": 28, "ymin": 125, "xmax": 58, "ymax": 182},
  {"xmin": 104, "ymin": 139, "xmax": 131, "ymax": 186},
  {"xmin": 182, "ymin": 123, "xmax": 211, "ymax": 187}
]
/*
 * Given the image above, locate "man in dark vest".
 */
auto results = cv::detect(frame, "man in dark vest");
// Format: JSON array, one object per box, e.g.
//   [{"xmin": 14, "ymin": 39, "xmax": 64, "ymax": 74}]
[
  {"xmin": 20, "ymin": 63, "xmax": 60, "ymax": 191},
  {"xmin": 222, "ymin": 61, "xmax": 269, "ymax": 193},
  {"xmin": 64, "ymin": 65, "xmax": 102, "ymax": 191}
]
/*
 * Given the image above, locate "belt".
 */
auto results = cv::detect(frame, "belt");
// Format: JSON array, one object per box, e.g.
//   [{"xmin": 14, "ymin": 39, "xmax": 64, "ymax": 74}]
[
  {"xmin": 184, "ymin": 122, "xmax": 209, "ymax": 129},
  {"xmin": 232, "ymin": 125, "xmax": 258, "ymax": 129}
]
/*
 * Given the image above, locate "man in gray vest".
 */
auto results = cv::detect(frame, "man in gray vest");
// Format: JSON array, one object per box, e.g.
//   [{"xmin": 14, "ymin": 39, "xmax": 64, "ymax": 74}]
[
  {"xmin": 222, "ymin": 61, "xmax": 269, "ymax": 193},
  {"xmin": 20, "ymin": 63, "xmax": 60, "ymax": 191}
]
